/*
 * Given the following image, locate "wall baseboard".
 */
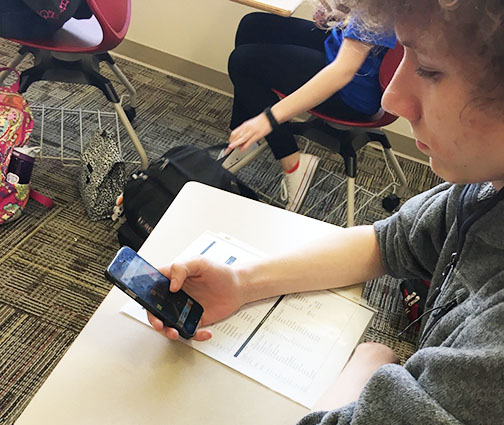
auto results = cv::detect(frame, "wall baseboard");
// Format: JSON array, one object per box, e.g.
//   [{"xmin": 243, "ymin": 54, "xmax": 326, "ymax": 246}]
[
  {"xmin": 114, "ymin": 39, "xmax": 234, "ymax": 94},
  {"xmin": 114, "ymin": 39, "xmax": 428, "ymax": 163}
]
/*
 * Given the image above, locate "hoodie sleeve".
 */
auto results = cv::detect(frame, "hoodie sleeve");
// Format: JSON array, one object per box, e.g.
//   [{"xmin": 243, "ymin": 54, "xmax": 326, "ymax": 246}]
[
  {"xmin": 296, "ymin": 362, "xmax": 463, "ymax": 425},
  {"xmin": 373, "ymin": 183, "xmax": 461, "ymax": 280}
]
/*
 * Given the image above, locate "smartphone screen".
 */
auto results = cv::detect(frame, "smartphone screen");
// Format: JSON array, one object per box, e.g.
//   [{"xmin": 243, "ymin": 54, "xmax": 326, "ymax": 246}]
[{"xmin": 105, "ymin": 246, "xmax": 203, "ymax": 339}]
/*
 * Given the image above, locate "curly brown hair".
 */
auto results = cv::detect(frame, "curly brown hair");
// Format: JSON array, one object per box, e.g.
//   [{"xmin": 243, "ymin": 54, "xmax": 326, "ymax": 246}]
[{"xmin": 317, "ymin": 0, "xmax": 504, "ymax": 105}]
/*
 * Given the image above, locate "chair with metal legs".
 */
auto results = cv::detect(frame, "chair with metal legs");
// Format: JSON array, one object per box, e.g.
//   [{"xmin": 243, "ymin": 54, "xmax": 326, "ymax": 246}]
[
  {"xmin": 273, "ymin": 44, "xmax": 408, "ymax": 226},
  {"xmin": 0, "ymin": 0, "xmax": 148, "ymax": 168}
]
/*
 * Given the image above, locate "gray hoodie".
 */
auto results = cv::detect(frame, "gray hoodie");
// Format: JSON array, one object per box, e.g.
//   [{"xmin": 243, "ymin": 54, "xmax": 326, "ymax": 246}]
[{"xmin": 298, "ymin": 183, "xmax": 504, "ymax": 425}]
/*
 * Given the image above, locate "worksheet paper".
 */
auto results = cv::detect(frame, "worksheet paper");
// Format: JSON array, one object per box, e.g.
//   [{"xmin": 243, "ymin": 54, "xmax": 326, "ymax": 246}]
[{"xmin": 121, "ymin": 231, "xmax": 375, "ymax": 408}]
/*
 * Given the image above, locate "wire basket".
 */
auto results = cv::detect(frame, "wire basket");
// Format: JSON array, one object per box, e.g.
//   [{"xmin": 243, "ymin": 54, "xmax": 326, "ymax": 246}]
[{"xmin": 29, "ymin": 103, "xmax": 140, "ymax": 167}]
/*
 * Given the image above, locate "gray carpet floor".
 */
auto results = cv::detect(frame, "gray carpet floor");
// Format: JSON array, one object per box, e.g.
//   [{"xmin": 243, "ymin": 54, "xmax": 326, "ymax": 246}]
[{"xmin": 0, "ymin": 38, "xmax": 442, "ymax": 424}]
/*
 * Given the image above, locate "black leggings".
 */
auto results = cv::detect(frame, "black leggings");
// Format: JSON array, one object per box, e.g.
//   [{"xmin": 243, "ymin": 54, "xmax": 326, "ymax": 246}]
[{"xmin": 228, "ymin": 12, "xmax": 369, "ymax": 160}]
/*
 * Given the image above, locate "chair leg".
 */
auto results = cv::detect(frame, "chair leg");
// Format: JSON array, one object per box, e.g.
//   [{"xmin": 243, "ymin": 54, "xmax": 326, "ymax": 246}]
[
  {"xmin": 106, "ymin": 62, "xmax": 138, "ymax": 108},
  {"xmin": 113, "ymin": 103, "xmax": 148, "ymax": 169},
  {"xmin": 226, "ymin": 142, "xmax": 269, "ymax": 174},
  {"xmin": 346, "ymin": 176, "xmax": 355, "ymax": 227},
  {"xmin": 0, "ymin": 52, "xmax": 28, "ymax": 85},
  {"xmin": 383, "ymin": 147, "xmax": 408, "ymax": 197}
]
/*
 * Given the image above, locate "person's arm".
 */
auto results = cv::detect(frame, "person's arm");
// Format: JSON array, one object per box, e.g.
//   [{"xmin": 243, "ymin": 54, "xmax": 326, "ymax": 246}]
[
  {"xmin": 227, "ymin": 38, "xmax": 372, "ymax": 153},
  {"xmin": 297, "ymin": 308, "xmax": 504, "ymax": 425},
  {"xmin": 148, "ymin": 225, "xmax": 385, "ymax": 340},
  {"xmin": 238, "ymin": 224, "xmax": 383, "ymax": 302},
  {"xmin": 271, "ymin": 38, "xmax": 371, "ymax": 124}
]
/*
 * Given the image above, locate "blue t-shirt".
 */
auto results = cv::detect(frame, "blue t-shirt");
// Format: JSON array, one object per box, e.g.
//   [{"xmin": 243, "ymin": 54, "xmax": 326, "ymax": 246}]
[{"xmin": 324, "ymin": 20, "xmax": 396, "ymax": 115}]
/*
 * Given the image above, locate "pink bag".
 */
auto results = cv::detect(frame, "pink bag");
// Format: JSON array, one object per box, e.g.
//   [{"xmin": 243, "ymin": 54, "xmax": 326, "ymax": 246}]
[{"xmin": 0, "ymin": 67, "xmax": 52, "ymax": 224}]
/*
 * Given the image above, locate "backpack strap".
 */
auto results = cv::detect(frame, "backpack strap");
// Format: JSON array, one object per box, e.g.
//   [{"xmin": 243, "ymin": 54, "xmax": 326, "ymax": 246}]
[
  {"xmin": 202, "ymin": 143, "xmax": 230, "ymax": 165},
  {"xmin": 30, "ymin": 189, "xmax": 54, "ymax": 208}
]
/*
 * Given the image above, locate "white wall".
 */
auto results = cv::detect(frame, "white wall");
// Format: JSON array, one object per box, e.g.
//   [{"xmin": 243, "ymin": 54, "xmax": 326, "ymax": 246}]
[{"xmin": 127, "ymin": 0, "xmax": 313, "ymax": 74}]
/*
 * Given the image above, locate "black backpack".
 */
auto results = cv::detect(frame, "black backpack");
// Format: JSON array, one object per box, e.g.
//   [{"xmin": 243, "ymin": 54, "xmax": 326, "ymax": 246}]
[
  {"xmin": 118, "ymin": 144, "xmax": 258, "ymax": 250},
  {"xmin": 0, "ymin": 1, "xmax": 92, "ymax": 39}
]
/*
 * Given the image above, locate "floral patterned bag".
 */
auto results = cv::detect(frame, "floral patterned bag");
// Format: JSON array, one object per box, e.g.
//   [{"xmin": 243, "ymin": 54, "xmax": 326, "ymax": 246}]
[{"xmin": 0, "ymin": 67, "xmax": 36, "ymax": 224}]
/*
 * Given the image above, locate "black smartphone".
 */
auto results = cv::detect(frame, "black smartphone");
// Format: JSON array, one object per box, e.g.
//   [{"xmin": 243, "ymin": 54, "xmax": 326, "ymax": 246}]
[{"xmin": 104, "ymin": 246, "xmax": 204, "ymax": 339}]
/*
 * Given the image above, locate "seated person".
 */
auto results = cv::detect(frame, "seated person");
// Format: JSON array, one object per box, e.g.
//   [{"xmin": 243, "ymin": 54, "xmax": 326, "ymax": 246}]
[
  {"xmin": 0, "ymin": 0, "xmax": 91, "ymax": 40},
  {"xmin": 224, "ymin": 9, "xmax": 396, "ymax": 212},
  {"xmin": 147, "ymin": 0, "xmax": 504, "ymax": 423}
]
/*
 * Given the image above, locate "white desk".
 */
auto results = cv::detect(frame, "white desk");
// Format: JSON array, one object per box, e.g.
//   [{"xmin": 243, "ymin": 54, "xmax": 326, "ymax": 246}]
[
  {"xmin": 16, "ymin": 182, "xmax": 363, "ymax": 425},
  {"xmin": 230, "ymin": 0, "xmax": 303, "ymax": 17}
]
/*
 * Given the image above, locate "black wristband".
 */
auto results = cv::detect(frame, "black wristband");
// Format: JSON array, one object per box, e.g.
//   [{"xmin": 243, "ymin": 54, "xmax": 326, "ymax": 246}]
[{"xmin": 263, "ymin": 106, "xmax": 280, "ymax": 130}]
